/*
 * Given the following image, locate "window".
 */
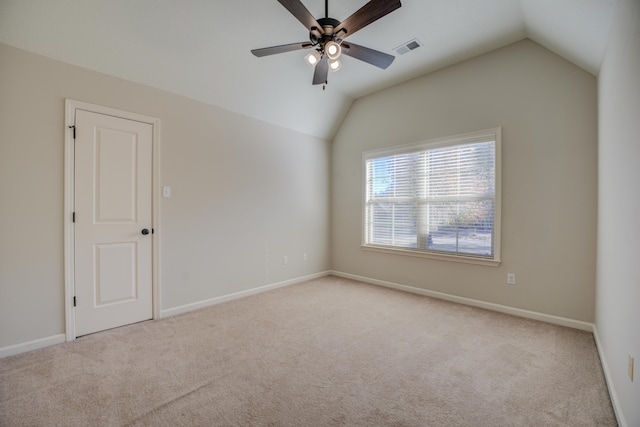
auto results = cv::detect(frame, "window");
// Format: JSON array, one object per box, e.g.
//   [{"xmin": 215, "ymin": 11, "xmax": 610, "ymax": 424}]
[{"xmin": 363, "ymin": 128, "xmax": 501, "ymax": 265}]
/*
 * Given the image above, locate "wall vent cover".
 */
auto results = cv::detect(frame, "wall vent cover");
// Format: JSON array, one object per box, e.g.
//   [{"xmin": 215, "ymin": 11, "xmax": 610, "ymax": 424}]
[{"xmin": 394, "ymin": 38, "xmax": 422, "ymax": 55}]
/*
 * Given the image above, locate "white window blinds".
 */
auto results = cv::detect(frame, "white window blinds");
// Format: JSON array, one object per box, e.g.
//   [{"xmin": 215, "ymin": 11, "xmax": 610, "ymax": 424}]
[{"xmin": 364, "ymin": 129, "xmax": 501, "ymax": 261}]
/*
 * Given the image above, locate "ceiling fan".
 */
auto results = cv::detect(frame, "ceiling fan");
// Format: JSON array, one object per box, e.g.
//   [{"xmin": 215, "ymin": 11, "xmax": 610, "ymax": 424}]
[{"xmin": 251, "ymin": 0, "xmax": 402, "ymax": 86}]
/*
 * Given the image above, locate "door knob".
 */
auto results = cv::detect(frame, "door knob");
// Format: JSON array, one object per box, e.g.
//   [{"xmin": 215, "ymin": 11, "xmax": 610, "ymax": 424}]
[{"xmin": 141, "ymin": 228, "xmax": 150, "ymax": 235}]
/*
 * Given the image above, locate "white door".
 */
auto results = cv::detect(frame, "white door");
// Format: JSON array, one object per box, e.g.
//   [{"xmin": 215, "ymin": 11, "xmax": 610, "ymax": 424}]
[{"xmin": 74, "ymin": 110, "xmax": 153, "ymax": 336}]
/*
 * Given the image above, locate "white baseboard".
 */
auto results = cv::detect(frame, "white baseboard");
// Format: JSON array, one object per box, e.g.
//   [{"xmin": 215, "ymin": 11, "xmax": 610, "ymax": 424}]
[
  {"xmin": 160, "ymin": 271, "xmax": 332, "ymax": 318},
  {"xmin": 0, "ymin": 333, "xmax": 66, "ymax": 359},
  {"xmin": 1, "ymin": 272, "xmax": 331, "ymax": 358},
  {"xmin": 593, "ymin": 327, "xmax": 628, "ymax": 427},
  {"xmin": 330, "ymin": 270, "xmax": 594, "ymax": 332}
]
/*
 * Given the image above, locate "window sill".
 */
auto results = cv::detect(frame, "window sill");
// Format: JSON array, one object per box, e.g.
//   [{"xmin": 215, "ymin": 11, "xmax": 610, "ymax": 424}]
[{"xmin": 361, "ymin": 245, "xmax": 501, "ymax": 267}]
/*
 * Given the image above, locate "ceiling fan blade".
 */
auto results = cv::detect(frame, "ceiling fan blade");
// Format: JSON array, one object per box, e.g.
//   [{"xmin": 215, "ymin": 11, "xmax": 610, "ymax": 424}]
[
  {"xmin": 341, "ymin": 42, "xmax": 395, "ymax": 69},
  {"xmin": 334, "ymin": 0, "xmax": 401, "ymax": 38},
  {"xmin": 251, "ymin": 42, "xmax": 313, "ymax": 57},
  {"xmin": 277, "ymin": 0, "xmax": 325, "ymax": 34},
  {"xmin": 312, "ymin": 54, "xmax": 329, "ymax": 85}
]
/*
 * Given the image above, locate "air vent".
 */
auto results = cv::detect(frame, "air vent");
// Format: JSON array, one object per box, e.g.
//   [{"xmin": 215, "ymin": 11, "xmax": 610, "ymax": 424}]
[{"xmin": 395, "ymin": 38, "xmax": 422, "ymax": 56}]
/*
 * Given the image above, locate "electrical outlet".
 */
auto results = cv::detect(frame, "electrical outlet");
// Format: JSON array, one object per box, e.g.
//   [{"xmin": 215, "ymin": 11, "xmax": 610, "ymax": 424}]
[
  {"xmin": 283, "ymin": 256, "xmax": 288, "ymax": 265},
  {"xmin": 507, "ymin": 273, "xmax": 516, "ymax": 285},
  {"xmin": 629, "ymin": 354, "xmax": 635, "ymax": 382},
  {"xmin": 303, "ymin": 252, "xmax": 308, "ymax": 262}
]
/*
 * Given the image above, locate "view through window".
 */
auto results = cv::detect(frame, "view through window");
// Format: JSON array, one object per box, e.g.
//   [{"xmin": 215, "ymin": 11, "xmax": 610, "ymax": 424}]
[{"xmin": 363, "ymin": 129, "xmax": 501, "ymax": 263}]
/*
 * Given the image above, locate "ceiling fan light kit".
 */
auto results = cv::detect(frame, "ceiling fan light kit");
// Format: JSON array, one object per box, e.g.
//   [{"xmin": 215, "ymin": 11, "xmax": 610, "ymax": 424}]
[
  {"xmin": 325, "ymin": 41, "xmax": 342, "ymax": 60},
  {"xmin": 329, "ymin": 59, "xmax": 342, "ymax": 72},
  {"xmin": 251, "ymin": 0, "xmax": 402, "ymax": 86},
  {"xmin": 305, "ymin": 50, "xmax": 321, "ymax": 66}
]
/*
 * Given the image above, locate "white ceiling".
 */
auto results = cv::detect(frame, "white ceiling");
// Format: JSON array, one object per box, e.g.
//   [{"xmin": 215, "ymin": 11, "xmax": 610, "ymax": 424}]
[{"xmin": 0, "ymin": 0, "xmax": 617, "ymax": 140}]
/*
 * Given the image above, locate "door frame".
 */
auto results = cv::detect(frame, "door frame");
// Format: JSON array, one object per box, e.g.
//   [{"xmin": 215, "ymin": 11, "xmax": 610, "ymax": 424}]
[{"xmin": 64, "ymin": 99, "xmax": 161, "ymax": 341}]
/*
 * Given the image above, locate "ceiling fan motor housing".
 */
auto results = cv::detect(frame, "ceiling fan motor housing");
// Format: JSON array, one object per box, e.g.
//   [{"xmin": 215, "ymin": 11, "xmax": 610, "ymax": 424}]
[{"xmin": 311, "ymin": 17, "xmax": 342, "ymax": 47}]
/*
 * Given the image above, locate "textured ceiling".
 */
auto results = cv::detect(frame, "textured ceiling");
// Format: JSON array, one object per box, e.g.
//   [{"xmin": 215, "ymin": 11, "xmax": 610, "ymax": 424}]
[{"xmin": 0, "ymin": 0, "xmax": 618, "ymax": 140}]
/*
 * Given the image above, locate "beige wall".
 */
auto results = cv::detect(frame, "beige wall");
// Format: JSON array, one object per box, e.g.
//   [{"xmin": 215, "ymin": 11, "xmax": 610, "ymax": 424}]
[
  {"xmin": 331, "ymin": 39, "xmax": 598, "ymax": 322},
  {"xmin": 596, "ymin": 0, "xmax": 640, "ymax": 424},
  {"xmin": 0, "ymin": 43, "xmax": 330, "ymax": 348}
]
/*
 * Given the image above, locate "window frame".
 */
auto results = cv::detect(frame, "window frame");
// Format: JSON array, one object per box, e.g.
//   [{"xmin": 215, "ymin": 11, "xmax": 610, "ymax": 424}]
[{"xmin": 361, "ymin": 128, "xmax": 502, "ymax": 266}]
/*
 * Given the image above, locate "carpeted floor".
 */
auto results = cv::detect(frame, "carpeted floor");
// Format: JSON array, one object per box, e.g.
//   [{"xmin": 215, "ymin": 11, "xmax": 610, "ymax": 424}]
[{"xmin": 0, "ymin": 276, "xmax": 617, "ymax": 426}]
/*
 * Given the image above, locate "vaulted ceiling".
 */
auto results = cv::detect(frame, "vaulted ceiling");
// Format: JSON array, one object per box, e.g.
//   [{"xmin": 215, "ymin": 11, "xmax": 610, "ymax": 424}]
[{"xmin": 0, "ymin": 0, "xmax": 617, "ymax": 140}]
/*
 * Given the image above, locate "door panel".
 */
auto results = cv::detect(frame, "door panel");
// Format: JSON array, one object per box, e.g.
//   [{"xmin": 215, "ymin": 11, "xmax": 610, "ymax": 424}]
[
  {"xmin": 94, "ymin": 127, "xmax": 138, "ymax": 223},
  {"xmin": 74, "ymin": 110, "xmax": 153, "ymax": 337},
  {"xmin": 95, "ymin": 242, "xmax": 137, "ymax": 306}
]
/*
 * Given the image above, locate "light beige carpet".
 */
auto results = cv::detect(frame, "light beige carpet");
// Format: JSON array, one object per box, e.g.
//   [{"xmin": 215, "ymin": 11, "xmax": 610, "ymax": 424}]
[{"xmin": 0, "ymin": 276, "xmax": 616, "ymax": 426}]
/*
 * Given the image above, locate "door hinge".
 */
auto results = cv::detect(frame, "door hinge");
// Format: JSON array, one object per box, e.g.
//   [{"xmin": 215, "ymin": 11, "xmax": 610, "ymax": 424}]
[
  {"xmin": 73, "ymin": 296, "xmax": 77, "ymax": 307},
  {"xmin": 72, "ymin": 212, "xmax": 75, "ymax": 223},
  {"xmin": 152, "ymin": 228, "xmax": 154, "ymax": 234},
  {"xmin": 68, "ymin": 125, "xmax": 76, "ymax": 139}
]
